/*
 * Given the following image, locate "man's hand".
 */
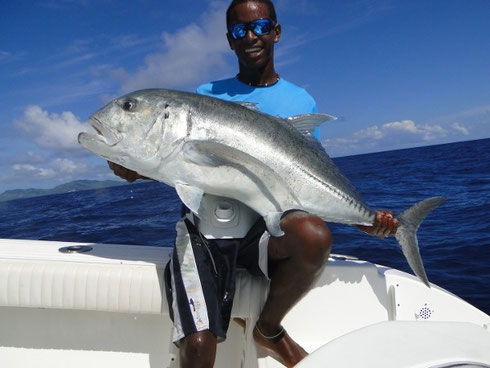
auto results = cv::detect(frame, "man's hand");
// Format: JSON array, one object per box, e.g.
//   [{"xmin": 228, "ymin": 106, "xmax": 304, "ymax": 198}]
[
  {"xmin": 107, "ymin": 161, "xmax": 146, "ymax": 183},
  {"xmin": 357, "ymin": 210, "xmax": 399, "ymax": 238}
]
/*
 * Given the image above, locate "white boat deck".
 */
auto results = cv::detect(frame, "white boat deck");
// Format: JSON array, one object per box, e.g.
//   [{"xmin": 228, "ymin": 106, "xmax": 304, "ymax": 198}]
[{"xmin": 0, "ymin": 238, "xmax": 489, "ymax": 367}]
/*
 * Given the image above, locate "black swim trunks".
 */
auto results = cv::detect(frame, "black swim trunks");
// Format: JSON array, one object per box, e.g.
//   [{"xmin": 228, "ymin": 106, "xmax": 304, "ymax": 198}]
[{"xmin": 164, "ymin": 215, "xmax": 269, "ymax": 344}]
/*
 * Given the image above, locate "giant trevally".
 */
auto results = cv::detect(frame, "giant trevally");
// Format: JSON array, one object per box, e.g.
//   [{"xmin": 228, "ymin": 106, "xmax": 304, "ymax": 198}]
[{"xmin": 78, "ymin": 89, "xmax": 445, "ymax": 287}]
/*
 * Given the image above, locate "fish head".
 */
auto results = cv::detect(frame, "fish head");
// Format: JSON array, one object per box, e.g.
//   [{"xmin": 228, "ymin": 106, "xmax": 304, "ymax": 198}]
[{"xmin": 78, "ymin": 89, "xmax": 186, "ymax": 174}]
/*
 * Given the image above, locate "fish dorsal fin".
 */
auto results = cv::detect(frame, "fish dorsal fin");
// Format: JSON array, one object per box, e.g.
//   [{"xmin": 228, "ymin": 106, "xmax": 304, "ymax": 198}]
[
  {"xmin": 235, "ymin": 101, "xmax": 260, "ymax": 111},
  {"xmin": 286, "ymin": 113, "xmax": 337, "ymax": 135}
]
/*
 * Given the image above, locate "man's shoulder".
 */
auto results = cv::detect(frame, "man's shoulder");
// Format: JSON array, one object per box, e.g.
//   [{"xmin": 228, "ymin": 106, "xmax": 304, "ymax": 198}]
[
  {"xmin": 196, "ymin": 77, "xmax": 245, "ymax": 97},
  {"xmin": 269, "ymin": 79, "xmax": 317, "ymax": 115},
  {"xmin": 276, "ymin": 79, "xmax": 314, "ymax": 100}
]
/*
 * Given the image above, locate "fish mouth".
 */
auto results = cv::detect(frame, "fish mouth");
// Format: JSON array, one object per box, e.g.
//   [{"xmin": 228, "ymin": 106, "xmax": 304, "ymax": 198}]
[{"xmin": 87, "ymin": 116, "xmax": 122, "ymax": 146}]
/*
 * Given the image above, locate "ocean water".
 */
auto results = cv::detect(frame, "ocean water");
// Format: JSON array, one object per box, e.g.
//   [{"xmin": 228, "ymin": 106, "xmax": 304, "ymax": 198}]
[{"xmin": 0, "ymin": 138, "xmax": 489, "ymax": 314}]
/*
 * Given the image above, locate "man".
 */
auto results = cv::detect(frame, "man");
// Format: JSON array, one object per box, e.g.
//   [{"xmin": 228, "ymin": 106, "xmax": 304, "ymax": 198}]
[{"xmin": 109, "ymin": 1, "xmax": 398, "ymax": 367}]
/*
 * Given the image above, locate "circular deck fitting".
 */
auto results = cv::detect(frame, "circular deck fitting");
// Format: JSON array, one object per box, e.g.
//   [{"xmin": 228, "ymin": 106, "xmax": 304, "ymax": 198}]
[{"xmin": 58, "ymin": 245, "xmax": 93, "ymax": 254}]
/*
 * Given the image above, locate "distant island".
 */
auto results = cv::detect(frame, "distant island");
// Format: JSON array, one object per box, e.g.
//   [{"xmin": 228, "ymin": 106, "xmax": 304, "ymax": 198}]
[{"xmin": 0, "ymin": 180, "xmax": 128, "ymax": 202}]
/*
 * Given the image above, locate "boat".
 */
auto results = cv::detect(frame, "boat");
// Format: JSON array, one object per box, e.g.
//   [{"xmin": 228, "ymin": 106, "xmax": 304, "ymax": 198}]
[{"xmin": 1, "ymin": 238, "xmax": 489, "ymax": 367}]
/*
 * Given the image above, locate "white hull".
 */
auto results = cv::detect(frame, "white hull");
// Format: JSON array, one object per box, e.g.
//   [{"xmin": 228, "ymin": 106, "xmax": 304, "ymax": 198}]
[{"xmin": 1, "ymin": 238, "xmax": 489, "ymax": 367}]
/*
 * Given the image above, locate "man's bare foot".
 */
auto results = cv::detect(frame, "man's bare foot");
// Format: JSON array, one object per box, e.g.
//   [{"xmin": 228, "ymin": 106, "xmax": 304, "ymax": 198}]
[{"xmin": 253, "ymin": 323, "xmax": 308, "ymax": 367}]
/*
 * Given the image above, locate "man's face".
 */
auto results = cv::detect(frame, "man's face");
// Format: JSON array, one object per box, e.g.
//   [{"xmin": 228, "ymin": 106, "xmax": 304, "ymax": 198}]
[{"xmin": 227, "ymin": 1, "xmax": 281, "ymax": 70}]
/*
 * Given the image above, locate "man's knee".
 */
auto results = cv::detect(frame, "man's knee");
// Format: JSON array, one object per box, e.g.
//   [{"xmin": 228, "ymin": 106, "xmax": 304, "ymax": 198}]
[
  {"xmin": 281, "ymin": 212, "xmax": 332, "ymax": 265},
  {"xmin": 301, "ymin": 217, "xmax": 332, "ymax": 265},
  {"xmin": 180, "ymin": 330, "xmax": 217, "ymax": 368}
]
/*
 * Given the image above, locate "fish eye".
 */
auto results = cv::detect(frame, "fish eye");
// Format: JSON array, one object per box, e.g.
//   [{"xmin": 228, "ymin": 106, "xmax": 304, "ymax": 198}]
[{"xmin": 121, "ymin": 99, "xmax": 137, "ymax": 111}]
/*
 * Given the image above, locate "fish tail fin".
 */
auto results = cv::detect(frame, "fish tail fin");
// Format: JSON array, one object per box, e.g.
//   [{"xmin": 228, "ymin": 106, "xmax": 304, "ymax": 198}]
[{"xmin": 395, "ymin": 196, "xmax": 447, "ymax": 288}]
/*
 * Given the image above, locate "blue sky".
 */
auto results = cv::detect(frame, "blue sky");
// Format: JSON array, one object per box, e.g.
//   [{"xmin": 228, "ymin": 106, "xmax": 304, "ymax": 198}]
[{"xmin": 1, "ymin": 0, "xmax": 489, "ymax": 192}]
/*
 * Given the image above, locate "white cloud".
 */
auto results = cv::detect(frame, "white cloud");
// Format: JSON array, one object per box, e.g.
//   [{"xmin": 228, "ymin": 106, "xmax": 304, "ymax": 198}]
[
  {"xmin": 38, "ymin": 168, "xmax": 56, "ymax": 178},
  {"xmin": 5, "ymin": 157, "xmax": 92, "ymax": 187},
  {"xmin": 110, "ymin": 34, "xmax": 155, "ymax": 50},
  {"xmin": 13, "ymin": 164, "xmax": 37, "ymax": 172},
  {"xmin": 355, "ymin": 125, "xmax": 384, "ymax": 139},
  {"xmin": 15, "ymin": 105, "xmax": 88, "ymax": 151},
  {"xmin": 384, "ymin": 120, "xmax": 418, "ymax": 134},
  {"xmin": 451, "ymin": 122, "xmax": 469, "ymax": 135},
  {"xmin": 53, "ymin": 158, "xmax": 78, "ymax": 174},
  {"xmin": 324, "ymin": 118, "xmax": 474, "ymax": 157},
  {"xmin": 419, "ymin": 123, "xmax": 447, "ymax": 141},
  {"xmin": 354, "ymin": 120, "xmax": 448, "ymax": 142},
  {"xmin": 119, "ymin": 1, "xmax": 232, "ymax": 92},
  {"xmin": 11, "ymin": 163, "xmax": 56, "ymax": 180},
  {"xmin": 54, "ymin": 52, "xmax": 96, "ymax": 68}
]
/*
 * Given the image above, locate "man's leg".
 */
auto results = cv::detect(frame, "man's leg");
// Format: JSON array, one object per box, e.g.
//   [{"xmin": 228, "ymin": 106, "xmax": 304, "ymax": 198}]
[
  {"xmin": 166, "ymin": 218, "xmax": 228, "ymax": 368},
  {"xmin": 179, "ymin": 331, "xmax": 217, "ymax": 368},
  {"xmin": 254, "ymin": 211, "xmax": 332, "ymax": 367}
]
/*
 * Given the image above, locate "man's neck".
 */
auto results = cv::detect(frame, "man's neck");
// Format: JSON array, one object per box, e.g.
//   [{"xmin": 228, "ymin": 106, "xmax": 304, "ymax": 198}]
[{"xmin": 237, "ymin": 64, "xmax": 279, "ymax": 87}]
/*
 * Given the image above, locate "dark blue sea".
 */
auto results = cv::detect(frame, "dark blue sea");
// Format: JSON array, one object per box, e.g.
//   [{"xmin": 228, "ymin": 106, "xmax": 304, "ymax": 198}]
[{"xmin": 1, "ymin": 139, "xmax": 489, "ymax": 315}]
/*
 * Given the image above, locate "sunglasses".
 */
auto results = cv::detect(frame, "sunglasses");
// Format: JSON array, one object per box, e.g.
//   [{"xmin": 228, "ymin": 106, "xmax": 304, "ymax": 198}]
[{"xmin": 228, "ymin": 18, "xmax": 276, "ymax": 40}]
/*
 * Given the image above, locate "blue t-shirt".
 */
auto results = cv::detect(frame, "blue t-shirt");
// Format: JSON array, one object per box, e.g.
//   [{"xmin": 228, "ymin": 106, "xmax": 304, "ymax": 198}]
[{"xmin": 196, "ymin": 77, "xmax": 320, "ymax": 139}]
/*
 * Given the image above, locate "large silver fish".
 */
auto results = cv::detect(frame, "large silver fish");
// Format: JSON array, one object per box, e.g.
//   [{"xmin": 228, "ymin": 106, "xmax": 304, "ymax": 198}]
[{"xmin": 78, "ymin": 89, "xmax": 445, "ymax": 287}]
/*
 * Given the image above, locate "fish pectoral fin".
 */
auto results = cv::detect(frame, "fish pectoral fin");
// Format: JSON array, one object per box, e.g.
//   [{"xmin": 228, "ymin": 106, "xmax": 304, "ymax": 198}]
[
  {"xmin": 183, "ymin": 140, "xmax": 301, "ymax": 212},
  {"xmin": 264, "ymin": 212, "xmax": 285, "ymax": 237},
  {"xmin": 183, "ymin": 141, "xmax": 225, "ymax": 167},
  {"xmin": 183, "ymin": 140, "xmax": 268, "ymax": 171},
  {"xmin": 286, "ymin": 113, "xmax": 337, "ymax": 135},
  {"xmin": 175, "ymin": 182, "xmax": 204, "ymax": 215}
]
